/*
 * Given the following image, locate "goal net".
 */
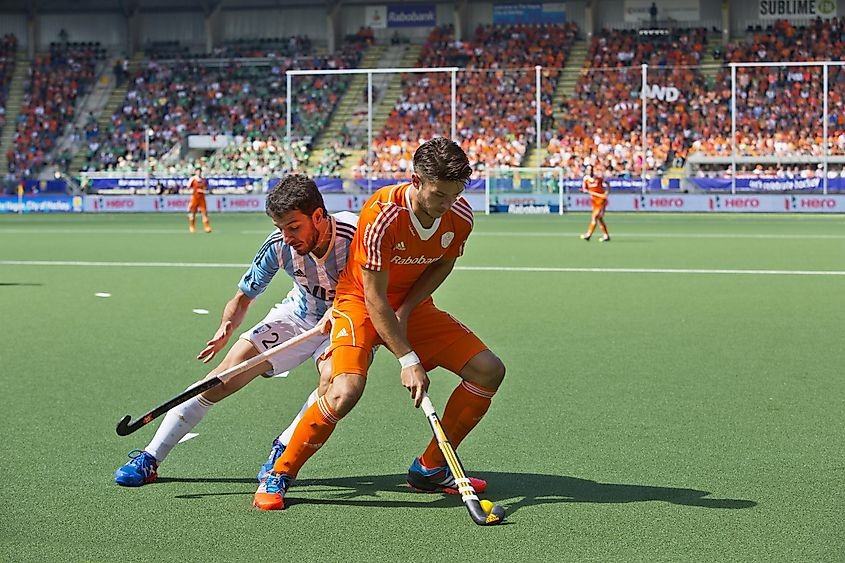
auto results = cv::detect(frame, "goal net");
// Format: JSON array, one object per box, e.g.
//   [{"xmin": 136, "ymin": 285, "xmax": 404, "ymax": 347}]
[{"xmin": 483, "ymin": 167, "xmax": 565, "ymax": 215}]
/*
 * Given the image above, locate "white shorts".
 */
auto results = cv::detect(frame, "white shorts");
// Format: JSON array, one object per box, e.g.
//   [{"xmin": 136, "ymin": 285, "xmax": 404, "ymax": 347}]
[{"xmin": 239, "ymin": 302, "xmax": 330, "ymax": 377}]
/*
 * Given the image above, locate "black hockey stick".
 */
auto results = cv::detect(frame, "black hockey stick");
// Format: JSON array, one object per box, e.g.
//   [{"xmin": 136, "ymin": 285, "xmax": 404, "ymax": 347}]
[{"xmin": 116, "ymin": 326, "xmax": 322, "ymax": 436}]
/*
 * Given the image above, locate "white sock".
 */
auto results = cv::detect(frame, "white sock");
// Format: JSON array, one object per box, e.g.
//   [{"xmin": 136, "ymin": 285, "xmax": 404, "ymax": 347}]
[
  {"xmin": 145, "ymin": 395, "xmax": 214, "ymax": 462},
  {"xmin": 278, "ymin": 389, "xmax": 319, "ymax": 446}
]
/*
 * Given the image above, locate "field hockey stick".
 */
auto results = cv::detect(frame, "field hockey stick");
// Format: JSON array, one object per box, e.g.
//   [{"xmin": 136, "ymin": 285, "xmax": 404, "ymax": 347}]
[
  {"xmin": 419, "ymin": 393, "xmax": 506, "ymax": 526},
  {"xmin": 115, "ymin": 326, "xmax": 323, "ymax": 436}
]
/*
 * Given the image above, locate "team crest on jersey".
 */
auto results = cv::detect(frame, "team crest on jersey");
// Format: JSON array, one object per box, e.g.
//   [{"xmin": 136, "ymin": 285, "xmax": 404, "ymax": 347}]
[{"xmin": 441, "ymin": 231, "xmax": 454, "ymax": 248}]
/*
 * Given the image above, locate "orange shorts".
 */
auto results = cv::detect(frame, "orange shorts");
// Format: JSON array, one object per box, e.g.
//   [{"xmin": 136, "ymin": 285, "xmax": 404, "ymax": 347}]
[
  {"xmin": 327, "ymin": 298, "xmax": 487, "ymax": 379},
  {"xmin": 591, "ymin": 201, "xmax": 607, "ymax": 217},
  {"xmin": 189, "ymin": 195, "xmax": 207, "ymax": 213}
]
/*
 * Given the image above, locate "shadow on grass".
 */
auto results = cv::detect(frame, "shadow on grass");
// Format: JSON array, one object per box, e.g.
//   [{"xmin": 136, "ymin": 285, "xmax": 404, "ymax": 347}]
[
  {"xmin": 0, "ymin": 282, "xmax": 43, "ymax": 286},
  {"xmin": 166, "ymin": 472, "xmax": 756, "ymax": 513}
]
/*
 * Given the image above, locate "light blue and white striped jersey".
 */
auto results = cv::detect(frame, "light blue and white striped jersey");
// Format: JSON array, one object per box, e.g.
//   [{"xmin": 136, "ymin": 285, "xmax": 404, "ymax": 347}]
[{"xmin": 238, "ymin": 212, "xmax": 358, "ymax": 326}]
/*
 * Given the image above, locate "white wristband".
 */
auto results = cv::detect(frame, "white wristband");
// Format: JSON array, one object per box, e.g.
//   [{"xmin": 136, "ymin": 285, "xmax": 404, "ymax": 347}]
[{"xmin": 398, "ymin": 351, "xmax": 421, "ymax": 369}]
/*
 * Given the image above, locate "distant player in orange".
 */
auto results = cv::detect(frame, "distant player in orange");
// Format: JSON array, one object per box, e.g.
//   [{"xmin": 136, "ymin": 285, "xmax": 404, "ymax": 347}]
[
  {"xmin": 580, "ymin": 164, "xmax": 610, "ymax": 242},
  {"xmin": 187, "ymin": 168, "xmax": 211, "ymax": 233},
  {"xmin": 254, "ymin": 137, "xmax": 506, "ymax": 510}
]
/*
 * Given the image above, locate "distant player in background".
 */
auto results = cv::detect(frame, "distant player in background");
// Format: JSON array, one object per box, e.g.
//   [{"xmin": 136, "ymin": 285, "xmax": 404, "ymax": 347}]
[
  {"xmin": 115, "ymin": 174, "xmax": 358, "ymax": 487},
  {"xmin": 254, "ymin": 137, "xmax": 506, "ymax": 511},
  {"xmin": 187, "ymin": 168, "xmax": 212, "ymax": 233},
  {"xmin": 580, "ymin": 164, "xmax": 610, "ymax": 242}
]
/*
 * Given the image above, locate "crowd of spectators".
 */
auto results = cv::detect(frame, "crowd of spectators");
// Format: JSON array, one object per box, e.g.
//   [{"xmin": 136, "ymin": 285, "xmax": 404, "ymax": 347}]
[
  {"xmin": 82, "ymin": 39, "xmax": 364, "ymax": 173},
  {"xmin": 692, "ymin": 18, "xmax": 845, "ymax": 157},
  {"xmin": 0, "ymin": 34, "xmax": 17, "ymax": 138},
  {"xmin": 7, "ymin": 42, "xmax": 100, "ymax": 179},
  {"xmin": 549, "ymin": 19, "xmax": 845, "ymax": 177},
  {"xmin": 546, "ymin": 27, "xmax": 709, "ymax": 177},
  {"xmin": 357, "ymin": 23, "xmax": 578, "ymax": 179}
]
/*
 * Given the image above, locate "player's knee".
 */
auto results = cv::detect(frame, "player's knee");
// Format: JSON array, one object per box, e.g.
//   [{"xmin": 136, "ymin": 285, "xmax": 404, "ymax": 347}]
[
  {"xmin": 463, "ymin": 351, "xmax": 506, "ymax": 389},
  {"xmin": 325, "ymin": 373, "xmax": 365, "ymax": 417}
]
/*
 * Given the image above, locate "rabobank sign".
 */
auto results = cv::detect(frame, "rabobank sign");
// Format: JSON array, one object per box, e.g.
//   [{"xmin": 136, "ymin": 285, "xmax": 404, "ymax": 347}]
[{"xmin": 387, "ymin": 4, "xmax": 436, "ymax": 27}]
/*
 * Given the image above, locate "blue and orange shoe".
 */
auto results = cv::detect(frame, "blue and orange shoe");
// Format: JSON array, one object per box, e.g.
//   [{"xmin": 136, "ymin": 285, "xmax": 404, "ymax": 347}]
[
  {"xmin": 406, "ymin": 457, "xmax": 487, "ymax": 495},
  {"xmin": 256, "ymin": 438, "xmax": 286, "ymax": 482},
  {"xmin": 253, "ymin": 473, "xmax": 292, "ymax": 510},
  {"xmin": 114, "ymin": 450, "xmax": 158, "ymax": 487}
]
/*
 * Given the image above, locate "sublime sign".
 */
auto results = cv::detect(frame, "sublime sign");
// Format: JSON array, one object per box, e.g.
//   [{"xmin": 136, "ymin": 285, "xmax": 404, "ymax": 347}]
[{"xmin": 759, "ymin": 0, "xmax": 837, "ymax": 19}]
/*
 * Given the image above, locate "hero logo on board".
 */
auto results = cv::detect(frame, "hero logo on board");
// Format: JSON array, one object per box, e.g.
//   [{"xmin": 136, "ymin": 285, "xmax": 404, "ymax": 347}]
[
  {"xmin": 710, "ymin": 196, "xmax": 760, "ymax": 210},
  {"xmin": 787, "ymin": 196, "xmax": 838, "ymax": 210}
]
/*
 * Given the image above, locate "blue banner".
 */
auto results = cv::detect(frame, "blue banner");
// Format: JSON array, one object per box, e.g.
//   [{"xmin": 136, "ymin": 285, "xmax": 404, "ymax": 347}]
[
  {"xmin": 387, "ymin": 4, "xmax": 436, "ymax": 27},
  {"xmin": 89, "ymin": 177, "xmax": 262, "ymax": 190},
  {"xmin": 689, "ymin": 177, "xmax": 843, "ymax": 192},
  {"xmin": 0, "ymin": 195, "xmax": 82, "ymax": 213},
  {"xmin": 493, "ymin": 3, "xmax": 566, "ymax": 24}
]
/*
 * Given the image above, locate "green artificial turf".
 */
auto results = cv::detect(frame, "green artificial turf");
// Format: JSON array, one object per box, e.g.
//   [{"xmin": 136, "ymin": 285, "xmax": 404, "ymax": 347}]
[{"xmin": 0, "ymin": 212, "xmax": 843, "ymax": 561}]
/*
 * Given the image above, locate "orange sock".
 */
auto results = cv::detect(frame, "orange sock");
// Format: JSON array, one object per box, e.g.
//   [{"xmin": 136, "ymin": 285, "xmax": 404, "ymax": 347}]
[
  {"xmin": 188, "ymin": 216, "xmax": 196, "ymax": 232},
  {"xmin": 202, "ymin": 216, "xmax": 211, "ymax": 232},
  {"xmin": 585, "ymin": 220, "xmax": 596, "ymax": 237},
  {"xmin": 598, "ymin": 220, "xmax": 609, "ymax": 237},
  {"xmin": 272, "ymin": 396, "xmax": 340, "ymax": 478},
  {"xmin": 420, "ymin": 381, "xmax": 496, "ymax": 469}
]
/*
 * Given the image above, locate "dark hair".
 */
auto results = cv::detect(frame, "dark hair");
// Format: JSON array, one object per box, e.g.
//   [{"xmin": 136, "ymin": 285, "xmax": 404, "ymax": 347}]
[
  {"xmin": 265, "ymin": 174, "xmax": 326, "ymax": 218},
  {"xmin": 412, "ymin": 137, "xmax": 472, "ymax": 185}
]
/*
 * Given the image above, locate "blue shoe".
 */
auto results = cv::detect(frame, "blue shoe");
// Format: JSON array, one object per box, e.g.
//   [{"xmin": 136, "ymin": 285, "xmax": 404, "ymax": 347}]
[
  {"xmin": 253, "ymin": 473, "xmax": 292, "ymax": 510},
  {"xmin": 115, "ymin": 450, "xmax": 158, "ymax": 487},
  {"xmin": 406, "ymin": 457, "xmax": 487, "ymax": 495},
  {"xmin": 257, "ymin": 438, "xmax": 286, "ymax": 482}
]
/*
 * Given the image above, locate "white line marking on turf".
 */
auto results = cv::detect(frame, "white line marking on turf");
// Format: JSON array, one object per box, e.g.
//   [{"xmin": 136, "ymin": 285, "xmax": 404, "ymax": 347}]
[
  {"xmin": 178, "ymin": 433, "xmax": 199, "ymax": 444},
  {"xmin": 95, "ymin": 292, "xmax": 111, "ymax": 297},
  {"xmin": 2, "ymin": 259, "xmax": 844, "ymax": 277},
  {"xmin": 0, "ymin": 229, "xmax": 187, "ymax": 234},
  {"xmin": 192, "ymin": 308, "xmax": 209, "ymax": 315},
  {"xmin": 471, "ymin": 231, "xmax": 845, "ymax": 240}
]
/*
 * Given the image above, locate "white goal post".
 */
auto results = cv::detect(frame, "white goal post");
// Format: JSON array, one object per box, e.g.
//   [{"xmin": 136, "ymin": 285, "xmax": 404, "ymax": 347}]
[{"xmin": 484, "ymin": 167, "xmax": 565, "ymax": 215}]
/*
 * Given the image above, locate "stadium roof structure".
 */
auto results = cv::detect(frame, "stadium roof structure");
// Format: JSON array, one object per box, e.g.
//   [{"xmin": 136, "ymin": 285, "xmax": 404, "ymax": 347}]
[{"xmin": 0, "ymin": 0, "xmax": 430, "ymax": 14}]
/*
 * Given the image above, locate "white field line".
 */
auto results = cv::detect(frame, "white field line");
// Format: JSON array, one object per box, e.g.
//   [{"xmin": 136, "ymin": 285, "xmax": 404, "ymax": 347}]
[
  {"xmin": 1, "ymin": 259, "xmax": 843, "ymax": 276},
  {"xmin": 233, "ymin": 230, "xmax": 844, "ymax": 239},
  {"xmin": 470, "ymin": 232, "xmax": 845, "ymax": 240}
]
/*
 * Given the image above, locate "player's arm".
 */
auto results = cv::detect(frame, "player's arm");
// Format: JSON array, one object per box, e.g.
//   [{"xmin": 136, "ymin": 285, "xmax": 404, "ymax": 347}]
[
  {"xmin": 362, "ymin": 267, "xmax": 429, "ymax": 407},
  {"xmin": 197, "ymin": 290, "xmax": 254, "ymax": 363},
  {"xmin": 394, "ymin": 257, "xmax": 455, "ymax": 330}
]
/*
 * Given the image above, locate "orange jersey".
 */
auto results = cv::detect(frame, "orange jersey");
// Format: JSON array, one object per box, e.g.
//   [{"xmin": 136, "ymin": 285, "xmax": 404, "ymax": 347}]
[
  {"xmin": 336, "ymin": 183, "xmax": 474, "ymax": 311},
  {"xmin": 188, "ymin": 176, "xmax": 208, "ymax": 197},
  {"xmin": 583, "ymin": 176, "xmax": 607, "ymax": 206}
]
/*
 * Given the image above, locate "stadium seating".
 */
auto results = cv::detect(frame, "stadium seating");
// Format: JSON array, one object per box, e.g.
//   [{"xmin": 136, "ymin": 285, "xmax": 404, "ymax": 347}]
[
  {"xmin": 360, "ymin": 23, "xmax": 578, "ymax": 179},
  {"xmin": 82, "ymin": 39, "xmax": 364, "ymax": 174},
  {"xmin": 0, "ymin": 34, "xmax": 17, "ymax": 138},
  {"xmin": 693, "ymin": 18, "xmax": 845, "ymax": 157},
  {"xmin": 545, "ymin": 27, "xmax": 708, "ymax": 176},
  {"xmin": 8, "ymin": 43, "xmax": 99, "ymax": 179}
]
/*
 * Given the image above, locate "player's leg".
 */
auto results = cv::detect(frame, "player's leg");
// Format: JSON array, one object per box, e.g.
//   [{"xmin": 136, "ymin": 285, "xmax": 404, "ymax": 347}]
[
  {"xmin": 114, "ymin": 339, "xmax": 270, "ymax": 486},
  {"xmin": 253, "ymin": 370, "xmax": 367, "ymax": 510},
  {"xmin": 406, "ymin": 305, "xmax": 505, "ymax": 494},
  {"xmin": 582, "ymin": 207, "xmax": 599, "ymax": 240},
  {"xmin": 188, "ymin": 200, "xmax": 197, "ymax": 233},
  {"xmin": 256, "ymin": 343, "xmax": 334, "ymax": 481},
  {"xmin": 199, "ymin": 198, "xmax": 211, "ymax": 233},
  {"xmin": 597, "ymin": 206, "xmax": 610, "ymax": 241},
  {"xmin": 254, "ymin": 309, "xmax": 376, "ymax": 510},
  {"xmin": 115, "ymin": 305, "xmax": 325, "ymax": 486}
]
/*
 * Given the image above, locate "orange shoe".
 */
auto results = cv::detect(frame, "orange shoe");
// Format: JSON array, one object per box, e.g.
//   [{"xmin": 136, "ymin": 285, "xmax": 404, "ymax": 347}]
[
  {"xmin": 204, "ymin": 226, "xmax": 212, "ymax": 233},
  {"xmin": 253, "ymin": 473, "xmax": 291, "ymax": 510},
  {"xmin": 189, "ymin": 225, "xmax": 196, "ymax": 233}
]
